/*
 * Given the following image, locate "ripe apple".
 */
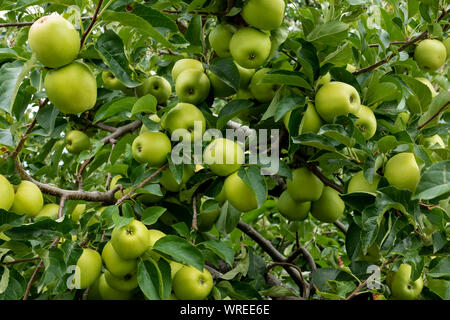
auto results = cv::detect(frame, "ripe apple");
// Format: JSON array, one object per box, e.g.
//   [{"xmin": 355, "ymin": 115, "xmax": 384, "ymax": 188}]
[
  {"xmin": 347, "ymin": 171, "xmax": 380, "ymax": 194},
  {"xmin": 207, "ymin": 70, "xmax": 236, "ymax": 97},
  {"xmin": 223, "ymin": 172, "xmax": 259, "ymax": 212},
  {"xmin": 74, "ymin": 248, "xmax": 102, "ymax": 289},
  {"xmin": 70, "ymin": 203, "xmax": 86, "ymax": 223},
  {"xmin": 209, "ymin": 24, "xmax": 235, "ymax": 57},
  {"xmin": 111, "ymin": 219, "xmax": 150, "ymax": 259},
  {"xmin": 102, "ymin": 71, "xmax": 128, "ymax": 91},
  {"xmin": 203, "ymin": 138, "xmax": 245, "ymax": 176},
  {"xmin": 249, "ymin": 68, "xmax": 281, "ymax": 103},
  {"xmin": 11, "ymin": 181, "xmax": 43, "ymax": 217},
  {"xmin": 131, "ymin": 131, "xmax": 172, "ymax": 167},
  {"xmin": 315, "ymin": 81, "xmax": 361, "ymax": 123},
  {"xmin": 0, "ymin": 174, "xmax": 15, "ymax": 211},
  {"xmin": 229, "ymin": 27, "xmax": 272, "ymax": 69},
  {"xmin": 97, "ymin": 273, "xmax": 132, "ymax": 300},
  {"xmin": 163, "ymin": 102, "xmax": 206, "ymax": 141},
  {"xmin": 136, "ymin": 76, "xmax": 172, "ymax": 104},
  {"xmin": 406, "ymin": 77, "xmax": 437, "ymax": 114},
  {"xmin": 170, "ymin": 261, "xmax": 184, "ymax": 279},
  {"xmin": 310, "ymin": 186, "xmax": 345, "ymax": 223},
  {"xmin": 277, "ymin": 191, "xmax": 311, "ymax": 221},
  {"xmin": 241, "ymin": 0, "xmax": 286, "ymax": 31},
  {"xmin": 355, "ymin": 105, "xmax": 377, "ymax": 140},
  {"xmin": 44, "ymin": 62, "xmax": 97, "ymax": 114},
  {"xmin": 36, "ymin": 203, "xmax": 59, "ymax": 219},
  {"xmin": 390, "ymin": 264, "xmax": 423, "ymax": 300},
  {"xmin": 28, "ymin": 14, "xmax": 80, "ymax": 68},
  {"xmin": 173, "ymin": 266, "xmax": 213, "ymax": 300},
  {"xmin": 172, "ymin": 59, "xmax": 204, "ymax": 82},
  {"xmin": 175, "ymin": 69, "xmax": 210, "ymax": 104},
  {"xmin": 283, "ymin": 102, "xmax": 323, "ymax": 134},
  {"xmin": 104, "ymin": 269, "xmax": 138, "ymax": 292},
  {"xmin": 235, "ymin": 62, "xmax": 255, "ymax": 89},
  {"xmin": 160, "ymin": 165, "xmax": 195, "ymax": 192},
  {"xmin": 286, "ymin": 167, "xmax": 324, "ymax": 202},
  {"xmin": 146, "ymin": 229, "xmax": 166, "ymax": 261},
  {"xmin": 414, "ymin": 39, "xmax": 447, "ymax": 72},
  {"xmin": 65, "ymin": 130, "xmax": 91, "ymax": 154},
  {"xmin": 384, "ymin": 152, "xmax": 420, "ymax": 192},
  {"xmin": 102, "ymin": 241, "xmax": 137, "ymax": 277}
]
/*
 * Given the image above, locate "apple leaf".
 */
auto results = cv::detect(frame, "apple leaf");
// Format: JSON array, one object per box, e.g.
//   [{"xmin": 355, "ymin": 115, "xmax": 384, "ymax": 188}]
[
  {"xmin": 208, "ymin": 57, "xmax": 240, "ymax": 92},
  {"xmin": 216, "ymin": 201, "xmax": 242, "ymax": 235},
  {"xmin": 0, "ymin": 269, "xmax": 26, "ymax": 300},
  {"xmin": 260, "ymin": 70, "xmax": 312, "ymax": 90},
  {"xmin": 274, "ymin": 95, "xmax": 305, "ymax": 122},
  {"xmin": 427, "ymin": 257, "xmax": 450, "ymax": 278},
  {"xmin": 141, "ymin": 206, "xmax": 167, "ymax": 225},
  {"xmin": 138, "ymin": 260, "xmax": 162, "ymax": 300},
  {"xmin": 292, "ymin": 133, "xmax": 342, "ymax": 151},
  {"xmin": 131, "ymin": 94, "xmax": 157, "ymax": 116},
  {"xmin": 158, "ymin": 258, "xmax": 172, "ymax": 300},
  {"xmin": 427, "ymin": 279, "xmax": 450, "ymax": 300},
  {"xmin": 0, "ymin": 48, "xmax": 19, "ymax": 62},
  {"xmin": 413, "ymin": 161, "xmax": 450, "ymax": 200},
  {"xmin": 418, "ymin": 91, "xmax": 450, "ymax": 128},
  {"xmin": 153, "ymin": 235, "xmax": 204, "ymax": 271},
  {"xmin": 0, "ymin": 129, "xmax": 14, "ymax": 147},
  {"xmin": 184, "ymin": 14, "xmax": 203, "ymax": 48},
  {"xmin": 306, "ymin": 21, "xmax": 349, "ymax": 46},
  {"xmin": 217, "ymin": 99, "xmax": 254, "ymax": 129},
  {"xmin": 0, "ymin": 60, "xmax": 24, "ymax": 114},
  {"xmin": 93, "ymin": 97, "xmax": 137, "ymax": 123},
  {"xmin": 199, "ymin": 240, "xmax": 234, "ymax": 267}
]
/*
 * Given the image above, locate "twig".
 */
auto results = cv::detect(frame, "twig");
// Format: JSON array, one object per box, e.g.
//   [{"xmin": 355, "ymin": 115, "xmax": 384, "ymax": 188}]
[
  {"xmin": 417, "ymin": 101, "xmax": 449, "ymax": 130},
  {"xmin": 334, "ymin": 220, "xmax": 348, "ymax": 234},
  {"xmin": 80, "ymin": 0, "xmax": 104, "ymax": 49},
  {"xmin": 266, "ymin": 262, "xmax": 308, "ymax": 299},
  {"xmin": 58, "ymin": 196, "xmax": 67, "ymax": 219},
  {"xmin": 192, "ymin": 194, "xmax": 198, "ymax": 232},
  {"xmin": 2, "ymin": 257, "xmax": 40, "ymax": 265}
]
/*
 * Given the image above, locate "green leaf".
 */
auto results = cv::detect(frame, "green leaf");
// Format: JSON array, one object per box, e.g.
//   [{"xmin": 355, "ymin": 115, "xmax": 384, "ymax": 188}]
[
  {"xmin": 306, "ymin": 21, "xmax": 349, "ymax": 45},
  {"xmin": 216, "ymin": 201, "xmax": 242, "ymax": 235},
  {"xmin": 0, "ymin": 59, "xmax": 31, "ymax": 114},
  {"xmin": 158, "ymin": 258, "xmax": 172, "ymax": 300},
  {"xmin": 186, "ymin": 0, "xmax": 208, "ymax": 12},
  {"xmin": 418, "ymin": 91, "xmax": 450, "ymax": 128},
  {"xmin": 141, "ymin": 206, "xmax": 167, "ymax": 225},
  {"xmin": 274, "ymin": 95, "xmax": 305, "ymax": 122},
  {"xmin": 217, "ymin": 99, "xmax": 254, "ymax": 129},
  {"xmin": 138, "ymin": 259, "xmax": 161, "ymax": 300},
  {"xmin": 131, "ymin": 94, "xmax": 157, "ymax": 116},
  {"xmin": 427, "ymin": 279, "xmax": 450, "ymax": 300},
  {"xmin": 153, "ymin": 235, "xmax": 204, "ymax": 271},
  {"xmin": 128, "ymin": 4, "xmax": 178, "ymax": 33},
  {"xmin": 292, "ymin": 133, "xmax": 341, "ymax": 151},
  {"xmin": 208, "ymin": 57, "xmax": 240, "ymax": 92},
  {"xmin": 185, "ymin": 15, "xmax": 202, "ymax": 47},
  {"xmin": 260, "ymin": 285, "xmax": 298, "ymax": 297},
  {"xmin": 260, "ymin": 70, "xmax": 312, "ymax": 90},
  {"xmin": 413, "ymin": 161, "xmax": 450, "ymax": 200},
  {"xmin": 200, "ymin": 240, "xmax": 234, "ymax": 267},
  {"xmin": 428, "ymin": 257, "xmax": 450, "ymax": 278},
  {"xmin": 0, "ymin": 48, "xmax": 19, "ymax": 62},
  {"xmin": 0, "ymin": 129, "xmax": 14, "ymax": 147},
  {"xmin": 93, "ymin": 97, "xmax": 137, "ymax": 123}
]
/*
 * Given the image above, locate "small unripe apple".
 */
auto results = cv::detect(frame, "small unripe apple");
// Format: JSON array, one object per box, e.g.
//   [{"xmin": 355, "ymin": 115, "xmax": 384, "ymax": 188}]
[
  {"xmin": 286, "ymin": 167, "xmax": 324, "ymax": 202},
  {"xmin": 11, "ymin": 181, "xmax": 43, "ymax": 217},
  {"xmin": 241, "ymin": 0, "xmax": 286, "ymax": 31},
  {"xmin": 70, "ymin": 203, "xmax": 86, "ymax": 223},
  {"xmin": 209, "ymin": 24, "xmax": 235, "ymax": 57},
  {"xmin": 136, "ymin": 76, "xmax": 172, "ymax": 104},
  {"xmin": 355, "ymin": 105, "xmax": 377, "ymax": 140},
  {"xmin": 347, "ymin": 171, "xmax": 380, "ymax": 194},
  {"xmin": 28, "ymin": 14, "xmax": 80, "ymax": 68},
  {"xmin": 249, "ymin": 68, "xmax": 280, "ymax": 102},
  {"xmin": 131, "ymin": 131, "xmax": 172, "ymax": 167},
  {"xmin": 102, "ymin": 71, "xmax": 128, "ymax": 91},
  {"xmin": 310, "ymin": 186, "xmax": 345, "ymax": 223},
  {"xmin": 223, "ymin": 172, "xmax": 259, "ymax": 212},
  {"xmin": 203, "ymin": 138, "xmax": 244, "ymax": 176},
  {"xmin": 36, "ymin": 203, "xmax": 59, "ymax": 219},
  {"xmin": 414, "ymin": 39, "xmax": 447, "ymax": 72},
  {"xmin": 390, "ymin": 264, "xmax": 423, "ymax": 300},
  {"xmin": 277, "ymin": 191, "xmax": 310, "ymax": 221},
  {"xmin": 65, "ymin": 130, "xmax": 91, "ymax": 154},
  {"xmin": 160, "ymin": 165, "xmax": 195, "ymax": 192},
  {"xmin": 229, "ymin": 28, "xmax": 272, "ymax": 69},
  {"xmin": 384, "ymin": 152, "xmax": 420, "ymax": 192},
  {"xmin": 0, "ymin": 174, "xmax": 15, "ymax": 211},
  {"xmin": 172, "ymin": 59, "xmax": 204, "ymax": 82}
]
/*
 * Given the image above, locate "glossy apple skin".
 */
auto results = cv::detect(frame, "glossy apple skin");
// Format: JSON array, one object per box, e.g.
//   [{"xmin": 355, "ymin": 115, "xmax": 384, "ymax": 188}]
[
  {"xmin": 209, "ymin": 24, "xmax": 234, "ymax": 57},
  {"xmin": 277, "ymin": 191, "xmax": 311, "ymax": 221},
  {"xmin": 36, "ymin": 203, "xmax": 59, "ymax": 219},
  {"xmin": 11, "ymin": 181, "xmax": 43, "ymax": 217},
  {"xmin": 286, "ymin": 167, "xmax": 324, "ymax": 202},
  {"xmin": 136, "ymin": 76, "xmax": 172, "ymax": 104},
  {"xmin": 71, "ymin": 203, "xmax": 86, "ymax": 223},
  {"xmin": 170, "ymin": 261, "xmax": 184, "ymax": 279},
  {"xmin": 249, "ymin": 68, "xmax": 280, "ymax": 102},
  {"xmin": 75, "ymin": 248, "xmax": 102, "ymax": 289},
  {"xmin": 355, "ymin": 105, "xmax": 377, "ymax": 140},
  {"xmin": 197, "ymin": 208, "xmax": 220, "ymax": 232},
  {"xmin": 315, "ymin": 81, "xmax": 361, "ymax": 123},
  {"xmin": 203, "ymin": 138, "xmax": 244, "ymax": 176},
  {"xmin": 98, "ymin": 273, "xmax": 132, "ymax": 300},
  {"xmin": 175, "ymin": 69, "xmax": 211, "ymax": 104},
  {"xmin": 28, "ymin": 14, "xmax": 80, "ymax": 68},
  {"xmin": 102, "ymin": 71, "xmax": 127, "ymax": 91},
  {"xmin": 44, "ymin": 62, "xmax": 97, "ymax": 114},
  {"xmin": 111, "ymin": 219, "xmax": 150, "ymax": 259},
  {"xmin": 164, "ymin": 103, "xmax": 206, "ymax": 141},
  {"xmin": 235, "ymin": 62, "xmax": 255, "ymax": 89},
  {"xmin": 131, "ymin": 131, "xmax": 171, "ymax": 167},
  {"xmin": 310, "ymin": 186, "xmax": 345, "ymax": 223},
  {"xmin": 172, "ymin": 59, "xmax": 204, "ymax": 82},
  {"xmin": 347, "ymin": 171, "xmax": 380, "ymax": 194},
  {"xmin": 283, "ymin": 103, "xmax": 323, "ymax": 135},
  {"xmin": 102, "ymin": 241, "xmax": 137, "ymax": 277},
  {"xmin": 241, "ymin": 0, "xmax": 286, "ymax": 31},
  {"xmin": 390, "ymin": 264, "xmax": 423, "ymax": 300},
  {"xmin": 224, "ymin": 172, "xmax": 259, "ymax": 212},
  {"xmin": 406, "ymin": 78, "xmax": 437, "ymax": 114},
  {"xmin": 384, "ymin": 152, "xmax": 420, "ymax": 192},
  {"xmin": 173, "ymin": 266, "xmax": 214, "ymax": 300},
  {"xmin": 414, "ymin": 39, "xmax": 447, "ymax": 72},
  {"xmin": 229, "ymin": 28, "xmax": 272, "ymax": 69},
  {"xmin": 104, "ymin": 269, "xmax": 138, "ymax": 292},
  {"xmin": 65, "ymin": 130, "xmax": 91, "ymax": 154},
  {"xmin": 146, "ymin": 229, "xmax": 166, "ymax": 261},
  {"xmin": 160, "ymin": 165, "xmax": 194, "ymax": 192},
  {"xmin": 207, "ymin": 70, "xmax": 236, "ymax": 98},
  {"xmin": 0, "ymin": 175, "xmax": 15, "ymax": 211}
]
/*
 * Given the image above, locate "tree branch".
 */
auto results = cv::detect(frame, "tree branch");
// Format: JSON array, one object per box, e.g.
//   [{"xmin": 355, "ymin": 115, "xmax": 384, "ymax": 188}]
[
  {"xmin": 417, "ymin": 101, "xmax": 449, "ymax": 130},
  {"xmin": 192, "ymin": 194, "xmax": 198, "ymax": 232},
  {"xmin": 2, "ymin": 257, "xmax": 40, "ymax": 266},
  {"xmin": 80, "ymin": 0, "xmax": 104, "ymax": 49}
]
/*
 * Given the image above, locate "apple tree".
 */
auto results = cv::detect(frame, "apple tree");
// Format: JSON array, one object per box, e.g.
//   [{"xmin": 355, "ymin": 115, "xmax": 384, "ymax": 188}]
[{"xmin": 0, "ymin": 0, "xmax": 449, "ymax": 301}]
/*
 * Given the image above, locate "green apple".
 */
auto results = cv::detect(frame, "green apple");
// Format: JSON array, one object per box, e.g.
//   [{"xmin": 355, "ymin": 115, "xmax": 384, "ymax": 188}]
[
  {"xmin": 140, "ymin": 114, "xmax": 161, "ymax": 135},
  {"xmin": 223, "ymin": 172, "xmax": 259, "ymax": 212},
  {"xmin": 0, "ymin": 175, "xmax": 15, "ymax": 211},
  {"xmin": 36, "ymin": 203, "xmax": 59, "ymax": 219},
  {"xmin": 234, "ymin": 88, "xmax": 254, "ymax": 100},
  {"xmin": 207, "ymin": 70, "xmax": 236, "ymax": 98},
  {"xmin": 317, "ymin": 72, "xmax": 331, "ymax": 87},
  {"xmin": 98, "ymin": 273, "xmax": 132, "ymax": 300},
  {"xmin": 241, "ymin": 0, "xmax": 286, "ymax": 31},
  {"xmin": 203, "ymin": 138, "xmax": 244, "ymax": 176},
  {"xmin": 197, "ymin": 200, "xmax": 220, "ymax": 232},
  {"xmin": 70, "ymin": 203, "xmax": 86, "ymax": 223},
  {"xmin": 286, "ymin": 167, "xmax": 324, "ymax": 202},
  {"xmin": 102, "ymin": 241, "xmax": 137, "ymax": 277},
  {"xmin": 235, "ymin": 62, "xmax": 255, "ymax": 89},
  {"xmin": 384, "ymin": 152, "xmax": 420, "ymax": 192},
  {"xmin": 315, "ymin": 81, "xmax": 361, "ymax": 123},
  {"xmin": 444, "ymin": 37, "xmax": 450, "ymax": 57},
  {"xmin": 74, "ymin": 248, "xmax": 102, "ymax": 289},
  {"xmin": 355, "ymin": 105, "xmax": 377, "ymax": 140},
  {"xmin": 11, "ymin": 181, "xmax": 43, "ymax": 217},
  {"xmin": 163, "ymin": 103, "xmax": 206, "ymax": 141},
  {"xmin": 44, "ymin": 62, "xmax": 97, "ymax": 114},
  {"xmin": 170, "ymin": 261, "xmax": 184, "ymax": 279},
  {"xmin": 28, "ymin": 14, "xmax": 80, "ymax": 68},
  {"xmin": 173, "ymin": 266, "xmax": 214, "ymax": 300},
  {"xmin": 215, "ymin": 185, "xmax": 227, "ymax": 205},
  {"xmin": 395, "ymin": 111, "xmax": 410, "ymax": 128},
  {"xmin": 414, "ymin": 39, "xmax": 447, "ymax": 72},
  {"xmin": 277, "ymin": 191, "xmax": 310, "ymax": 221},
  {"xmin": 131, "ymin": 131, "xmax": 172, "ymax": 167},
  {"xmin": 175, "ymin": 69, "xmax": 210, "ymax": 104},
  {"xmin": 249, "ymin": 68, "xmax": 280, "ymax": 102},
  {"xmin": 420, "ymin": 134, "xmax": 445, "ymax": 148},
  {"xmin": 146, "ymin": 229, "xmax": 166, "ymax": 261},
  {"xmin": 406, "ymin": 77, "xmax": 437, "ymax": 114},
  {"xmin": 347, "ymin": 171, "xmax": 381, "ymax": 194},
  {"xmin": 104, "ymin": 269, "xmax": 138, "ymax": 292},
  {"xmin": 137, "ymin": 189, "xmax": 165, "ymax": 205},
  {"xmin": 136, "ymin": 76, "xmax": 172, "ymax": 104},
  {"xmin": 310, "ymin": 186, "xmax": 345, "ymax": 223},
  {"xmin": 390, "ymin": 264, "xmax": 423, "ymax": 300},
  {"xmin": 209, "ymin": 24, "xmax": 235, "ymax": 57},
  {"xmin": 65, "ymin": 130, "xmax": 91, "ymax": 154},
  {"xmin": 283, "ymin": 102, "xmax": 323, "ymax": 134},
  {"xmin": 111, "ymin": 219, "xmax": 150, "ymax": 259},
  {"xmin": 172, "ymin": 59, "xmax": 204, "ymax": 82},
  {"xmin": 160, "ymin": 165, "xmax": 195, "ymax": 192},
  {"xmin": 87, "ymin": 276, "xmax": 102, "ymax": 300},
  {"xmin": 229, "ymin": 27, "xmax": 272, "ymax": 69},
  {"xmin": 102, "ymin": 71, "xmax": 128, "ymax": 91}
]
